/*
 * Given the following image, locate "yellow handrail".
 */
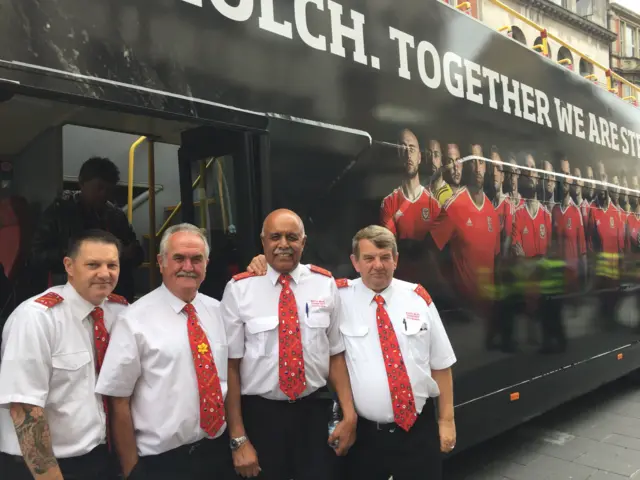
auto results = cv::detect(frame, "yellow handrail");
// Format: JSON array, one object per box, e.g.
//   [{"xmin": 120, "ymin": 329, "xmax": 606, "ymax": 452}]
[
  {"xmin": 155, "ymin": 157, "xmax": 216, "ymax": 238},
  {"xmin": 489, "ymin": 0, "xmax": 640, "ymax": 97},
  {"xmin": 127, "ymin": 136, "xmax": 147, "ymax": 223},
  {"xmin": 147, "ymin": 140, "xmax": 157, "ymax": 288}
]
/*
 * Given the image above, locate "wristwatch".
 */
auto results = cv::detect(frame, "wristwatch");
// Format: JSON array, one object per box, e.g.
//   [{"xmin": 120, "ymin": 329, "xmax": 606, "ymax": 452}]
[{"xmin": 230, "ymin": 435, "xmax": 248, "ymax": 451}]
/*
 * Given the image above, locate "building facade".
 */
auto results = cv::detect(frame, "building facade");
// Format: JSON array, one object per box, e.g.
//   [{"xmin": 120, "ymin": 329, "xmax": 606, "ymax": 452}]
[
  {"xmin": 609, "ymin": 2, "xmax": 640, "ymax": 103},
  {"xmin": 442, "ymin": 0, "xmax": 616, "ymax": 86}
]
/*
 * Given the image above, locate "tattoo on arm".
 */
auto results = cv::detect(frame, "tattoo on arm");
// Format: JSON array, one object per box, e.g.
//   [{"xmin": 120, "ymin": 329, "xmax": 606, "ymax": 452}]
[{"xmin": 10, "ymin": 403, "xmax": 61, "ymax": 477}]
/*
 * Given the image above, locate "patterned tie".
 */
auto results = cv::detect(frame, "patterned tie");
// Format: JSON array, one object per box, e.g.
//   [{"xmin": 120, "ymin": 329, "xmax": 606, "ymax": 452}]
[
  {"xmin": 90, "ymin": 307, "xmax": 111, "ymax": 448},
  {"xmin": 183, "ymin": 303, "xmax": 225, "ymax": 436},
  {"xmin": 278, "ymin": 274, "xmax": 306, "ymax": 400},
  {"xmin": 374, "ymin": 295, "xmax": 418, "ymax": 431}
]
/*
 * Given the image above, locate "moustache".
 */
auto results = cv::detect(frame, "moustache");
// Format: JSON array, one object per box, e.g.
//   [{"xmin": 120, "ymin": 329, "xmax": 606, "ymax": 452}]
[
  {"xmin": 176, "ymin": 271, "xmax": 198, "ymax": 278},
  {"xmin": 274, "ymin": 248, "xmax": 294, "ymax": 256}
]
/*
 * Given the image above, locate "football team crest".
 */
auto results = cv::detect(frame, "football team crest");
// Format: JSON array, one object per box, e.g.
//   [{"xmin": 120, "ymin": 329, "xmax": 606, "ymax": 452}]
[
  {"xmin": 487, "ymin": 216, "xmax": 493, "ymax": 232},
  {"xmin": 566, "ymin": 218, "xmax": 572, "ymax": 229},
  {"xmin": 422, "ymin": 208, "xmax": 430, "ymax": 221},
  {"xmin": 610, "ymin": 217, "xmax": 615, "ymax": 228},
  {"xmin": 539, "ymin": 224, "xmax": 546, "ymax": 238}
]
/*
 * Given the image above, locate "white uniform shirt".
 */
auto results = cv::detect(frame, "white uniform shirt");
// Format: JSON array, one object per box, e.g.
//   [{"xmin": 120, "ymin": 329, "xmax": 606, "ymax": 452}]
[
  {"xmin": 95, "ymin": 284, "xmax": 228, "ymax": 456},
  {"xmin": 221, "ymin": 264, "xmax": 345, "ymax": 400},
  {"xmin": 0, "ymin": 283, "xmax": 127, "ymax": 457},
  {"xmin": 337, "ymin": 277, "xmax": 456, "ymax": 424}
]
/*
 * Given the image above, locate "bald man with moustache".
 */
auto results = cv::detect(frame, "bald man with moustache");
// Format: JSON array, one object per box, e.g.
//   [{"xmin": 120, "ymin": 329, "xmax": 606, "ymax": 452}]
[{"xmin": 220, "ymin": 209, "xmax": 356, "ymax": 480}]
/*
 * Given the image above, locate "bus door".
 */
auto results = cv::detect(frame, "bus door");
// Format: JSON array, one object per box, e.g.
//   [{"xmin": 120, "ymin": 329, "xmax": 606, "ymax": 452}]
[{"xmin": 177, "ymin": 126, "xmax": 266, "ymax": 299}]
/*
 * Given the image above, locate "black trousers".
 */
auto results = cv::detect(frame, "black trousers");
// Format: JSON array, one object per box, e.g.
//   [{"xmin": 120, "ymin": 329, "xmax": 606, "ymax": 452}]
[
  {"xmin": 240, "ymin": 394, "xmax": 339, "ymax": 480},
  {"xmin": 344, "ymin": 400, "xmax": 441, "ymax": 480},
  {"xmin": 0, "ymin": 444, "xmax": 114, "ymax": 480},
  {"xmin": 129, "ymin": 433, "xmax": 235, "ymax": 480}
]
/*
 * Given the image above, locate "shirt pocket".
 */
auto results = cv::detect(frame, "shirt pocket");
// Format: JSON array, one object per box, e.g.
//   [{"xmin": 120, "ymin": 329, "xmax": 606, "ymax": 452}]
[
  {"xmin": 245, "ymin": 316, "xmax": 279, "ymax": 358},
  {"xmin": 303, "ymin": 309, "xmax": 331, "ymax": 349},
  {"xmin": 339, "ymin": 323, "xmax": 369, "ymax": 363},
  {"xmin": 50, "ymin": 351, "xmax": 92, "ymax": 404},
  {"xmin": 400, "ymin": 319, "xmax": 430, "ymax": 364}
]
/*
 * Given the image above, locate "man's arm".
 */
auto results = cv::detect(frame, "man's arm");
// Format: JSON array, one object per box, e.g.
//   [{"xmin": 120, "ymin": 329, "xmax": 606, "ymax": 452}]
[
  {"xmin": 109, "ymin": 397, "xmax": 139, "ymax": 477},
  {"xmin": 327, "ymin": 352, "xmax": 357, "ymax": 455},
  {"xmin": 220, "ymin": 283, "xmax": 260, "ymax": 478},
  {"xmin": 10, "ymin": 403, "xmax": 63, "ymax": 480},
  {"xmin": 431, "ymin": 368, "xmax": 454, "ymax": 421}
]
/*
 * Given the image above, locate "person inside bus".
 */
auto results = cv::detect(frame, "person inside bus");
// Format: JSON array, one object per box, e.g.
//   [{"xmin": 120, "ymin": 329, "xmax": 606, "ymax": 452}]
[
  {"xmin": 424, "ymin": 139, "xmax": 453, "ymax": 205},
  {"xmin": 29, "ymin": 156, "xmax": 144, "ymax": 303}
]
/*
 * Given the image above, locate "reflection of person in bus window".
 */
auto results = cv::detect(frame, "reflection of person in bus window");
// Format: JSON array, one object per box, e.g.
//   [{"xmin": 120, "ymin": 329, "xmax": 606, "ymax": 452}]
[
  {"xmin": 379, "ymin": 129, "xmax": 440, "ymax": 240},
  {"xmin": 551, "ymin": 157, "xmax": 586, "ymax": 285},
  {"xmin": 442, "ymin": 144, "xmax": 462, "ymax": 194},
  {"xmin": 426, "ymin": 140, "xmax": 454, "ymax": 205},
  {"xmin": 429, "ymin": 149, "xmax": 500, "ymax": 308},
  {"xmin": 511, "ymin": 154, "xmax": 552, "ymax": 258}
]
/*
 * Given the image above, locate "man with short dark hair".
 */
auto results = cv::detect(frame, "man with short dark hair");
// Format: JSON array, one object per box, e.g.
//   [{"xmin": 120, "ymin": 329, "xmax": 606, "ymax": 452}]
[
  {"xmin": 0, "ymin": 229, "xmax": 128, "ymax": 480},
  {"xmin": 30, "ymin": 156, "xmax": 143, "ymax": 302}
]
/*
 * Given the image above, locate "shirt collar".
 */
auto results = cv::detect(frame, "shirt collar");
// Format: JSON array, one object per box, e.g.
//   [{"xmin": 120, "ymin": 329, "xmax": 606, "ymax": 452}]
[
  {"xmin": 266, "ymin": 263, "xmax": 303, "ymax": 286},
  {"xmin": 354, "ymin": 277, "xmax": 395, "ymax": 306},
  {"xmin": 160, "ymin": 283, "xmax": 200, "ymax": 314},
  {"xmin": 62, "ymin": 282, "xmax": 103, "ymax": 322}
]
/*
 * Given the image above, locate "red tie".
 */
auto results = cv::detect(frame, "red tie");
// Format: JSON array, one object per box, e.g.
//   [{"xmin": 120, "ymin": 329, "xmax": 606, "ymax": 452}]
[
  {"xmin": 90, "ymin": 307, "xmax": 111, "ymax": 449},
  {"xmin": 374, "ymin": 295, "xmax": 418, "ymax": 431},
  {"xmin": 183, "ymin": 303, "xmax": 225, "ymax": 436},
  {"xmin": 278, "ymin": 274, "xmax": 306, "ymax": 400}
]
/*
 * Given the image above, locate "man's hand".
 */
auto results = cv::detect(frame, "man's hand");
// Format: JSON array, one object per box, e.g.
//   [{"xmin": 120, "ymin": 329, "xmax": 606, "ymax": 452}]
[
  {"xmin": 511, "ymin": 243, "xmax": 525, "ymax": 257},
  {"xmin": 246, "ymin": 255, "xmax": 268, "ymax": 275},
  {"xmin": 232, "ymin": 441, "xmax": 261, "ymax": 478},
  {"xmin": 327, "ymin": 416, "xmax": 357, "ymax": 456},
  {"xmin": 438, "ymin": 418, "xmax": 456, "ymax": 453}
]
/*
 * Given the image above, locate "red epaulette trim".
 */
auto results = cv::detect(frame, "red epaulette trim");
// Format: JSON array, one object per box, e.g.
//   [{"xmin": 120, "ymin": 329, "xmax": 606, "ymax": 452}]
[
  {"xmin": 414, "ymin": 284, "xmax": 432, "ymax": 306},
  {"xmin": 107, "ymin": 293, "xmax": 129, "ymax": 305},
  {"xmin": 34, "ymin": 292, "xmax": 64, "ymax": 308},
  {"xmin": 335, "ymin": 278, "xmax": 349, "ymax": 289},
  {"xmin": 233, "ymin": 271, "xmax": 257, "ymax": 281},
  {"xmin": 309, "ymin": 264, "xmax": 332, "ymax": 277}
]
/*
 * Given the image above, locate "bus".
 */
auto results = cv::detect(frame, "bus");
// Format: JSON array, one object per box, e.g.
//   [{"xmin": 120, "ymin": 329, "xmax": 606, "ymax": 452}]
[{"xmin": 1, "ymin": 0, "xmax": 640, "ymax": 455}]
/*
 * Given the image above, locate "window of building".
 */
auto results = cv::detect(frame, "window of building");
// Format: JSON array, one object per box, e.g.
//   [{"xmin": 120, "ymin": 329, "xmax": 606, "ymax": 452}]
[{"xmin": 626, "ymin": 24, "xmax": 637, "ymax": 57}]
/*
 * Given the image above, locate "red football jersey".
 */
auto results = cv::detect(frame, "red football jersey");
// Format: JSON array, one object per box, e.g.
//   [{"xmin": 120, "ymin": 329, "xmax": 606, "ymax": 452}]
[
  {"xmin": 626, "ymin": 213, "xmax": 640, "ymax": 253},
  {"xmin": 586, "ymin": 202, "xmax": 624, "ymax": 254},
  {"xmin": 510, "ymin": 194, "xmax": 525, "ymax": 211},
  {"xmin": 380, "ymin": 186, "xmax": 441, "ymax": 240},
  {"xmin": 512, "ymin": 203, "xmax": 552, "ymax": 257},
  {"xmin": 579, "ymin": 199, "xmax": 591, "ymax": 230},
  {"xmin": 430, "ymin": 188, "xmax": 500, "ymax": 300},
  {"xmin": 493, "ymin": 195, "xmax": 513, "ymax": 237},
  {"xmin": 552, "ymin": 201, "xmax": 586, "ymax": 271}
]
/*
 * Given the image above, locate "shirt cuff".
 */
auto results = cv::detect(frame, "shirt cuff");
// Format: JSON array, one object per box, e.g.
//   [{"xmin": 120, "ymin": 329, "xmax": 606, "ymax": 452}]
[
  {"xmin": 0, "ymin": 394, "xmax": 47, "ymax": 409},
  {"xmin": 430, "ymin": 354, "xmax": 457, "ymax": 371}
]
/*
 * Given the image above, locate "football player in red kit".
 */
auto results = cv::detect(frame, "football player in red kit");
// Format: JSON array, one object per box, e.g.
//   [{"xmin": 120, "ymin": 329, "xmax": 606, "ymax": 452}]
[
  {"xmin": 380, "ymin": 129, "xmax": 441, "ymax": 241},
  {"xmin": 487, "ymin": 147, "xmax": 513, "ymax": 257},
  {"xmin": 587, "ymin": 162, "xmax": 624, "ymax": 330},
  {"xmin": 429, "ymin": 146, "xmax": 500, "ymax": 310},
  {"xmin": 512, "ymin": 154, "xmax": 552, "ymax": 259},
  {"xmin": 552, "ymin": 157, "xmax": 586, "ymax": 288}
]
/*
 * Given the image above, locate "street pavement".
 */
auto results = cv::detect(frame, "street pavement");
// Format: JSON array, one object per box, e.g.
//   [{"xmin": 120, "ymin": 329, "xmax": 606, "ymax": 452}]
[{"xmin": 444, "ymin": 375, "xmax": 640, "ymax": 479}]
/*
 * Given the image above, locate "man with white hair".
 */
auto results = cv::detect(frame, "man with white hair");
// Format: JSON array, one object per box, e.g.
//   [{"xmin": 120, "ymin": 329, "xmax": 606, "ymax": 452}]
[{"xmin": 95, "ymin": 223, "xmax": 234, "ymax": 480}]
